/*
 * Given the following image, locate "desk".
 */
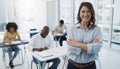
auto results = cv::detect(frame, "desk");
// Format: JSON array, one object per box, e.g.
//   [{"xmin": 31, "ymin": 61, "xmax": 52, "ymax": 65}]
[
  {"xmin": 54, "ymin": 33, "xmax": 63, "ymax": 41},
  {"xmin": 0, "ymin": 41, "xmax": 28, "ymax": 48},
  {"xmin": 53, "ymin": 34, "xmax": 64, "ymax": 46},
  {"xmin": 54, "ymin": 33, "xmax": 63, "ymax": 36},
  {"xmin": 0, "ymin": 40, "xmax": 29, "ymax": 69},
  {"xmin": 33, "ymin": 46, "xmax": 68, "ymax": 69}
]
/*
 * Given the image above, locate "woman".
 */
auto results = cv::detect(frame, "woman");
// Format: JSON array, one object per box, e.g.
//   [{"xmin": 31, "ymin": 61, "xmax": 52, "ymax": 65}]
[
  {"xmin": 67, "ymin": 2, "xmax": 102, "ymax": 69},
  {"xmin": 3, "ymin": 22, "xmax": 21, "ymax": 68}
]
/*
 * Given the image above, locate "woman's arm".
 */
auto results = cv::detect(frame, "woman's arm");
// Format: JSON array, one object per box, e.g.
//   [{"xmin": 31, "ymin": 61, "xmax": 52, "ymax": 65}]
[
  {"xmin": 17, "ymin": 34, "xmax": 21, "ymax": 40},
  {"xmin": 3, "ymin": 35, "xmax": 11, "ymax": 43},
  {"xmin": 67, "ymin": 27, "xmax": 102, "ymax": 53},
  {"xmin": 3, "ymin": 32, "xmax": 11, "ymax": 43},
  {"xmin": 15, "ymin": 32, "xmax": 21, "ymax": 41},
  {"xmin": 67, "ymin": 38, "xmax": 99, "ymax": 52},
  {"xmin": 67, "ymin": 39, "xmax": 87, "ymax": 52}
]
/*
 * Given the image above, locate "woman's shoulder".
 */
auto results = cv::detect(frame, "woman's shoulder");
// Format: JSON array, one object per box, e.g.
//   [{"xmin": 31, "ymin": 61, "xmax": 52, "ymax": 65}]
[
  {"xmin": 15, "ymin": 31, "xmax": 19, "ymax": 34},
  {"xmin": 4, "ymin": 31, "xmax": 8, "ymax": 35}
]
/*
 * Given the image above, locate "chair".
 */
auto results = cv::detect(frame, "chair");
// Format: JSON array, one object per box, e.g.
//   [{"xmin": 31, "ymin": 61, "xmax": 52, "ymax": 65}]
[
  {"xmin": 53, "ymin": 34, "xmax": 67, "ymax": 46},
  {"xmin": 31, "ymin": 59, "xmax": 39, "ymax": 69},
  {"xmin": 30, "ymin": 28, "xmax": 38, "ymax": 38},
  {"xmin": 2, "ymin": 47, "xmax": 24, "ymax": 68},
  {"xmin": 31, "ymin": 56, "xmax": 49, "ymax": 69},
  {"xmin": 53, "ymin": 35, "xmax": 62, "ymax": 47},
  {"xmin": 62, "ymin": 41, "xmax": 68, "ymax": 69},
  {"xmin": 62, "ymin": 55, "xmax": 68, "ymax": 69}
]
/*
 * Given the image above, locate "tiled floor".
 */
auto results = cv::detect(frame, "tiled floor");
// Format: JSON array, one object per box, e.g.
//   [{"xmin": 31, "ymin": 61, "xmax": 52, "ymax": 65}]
[
  {"xmin": 99, "ymin": 46, "xmax": 120, "ymax": 69},
  {"xmin": 0, "ymin": 43, "xmax": 120, "ymax": 69}
]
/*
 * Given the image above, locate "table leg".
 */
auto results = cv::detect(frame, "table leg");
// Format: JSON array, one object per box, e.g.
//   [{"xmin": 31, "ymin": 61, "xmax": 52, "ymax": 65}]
[
  {"xmin": 23, "ymin": 44, "xmax": 29, "ymax": 69},
  {"xmin": 62, "ymin": 55, "xmax": 68, "ymax": 69},
  {"xmin": 2, "ymin": 48, "xmax": 7, "ymax": 69}
]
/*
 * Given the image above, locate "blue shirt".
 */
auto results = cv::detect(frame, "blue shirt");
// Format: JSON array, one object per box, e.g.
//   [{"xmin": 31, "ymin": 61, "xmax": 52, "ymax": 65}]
[{"xmin": 67, "ymin": 23, "xmax": 102, "ymax": 63}]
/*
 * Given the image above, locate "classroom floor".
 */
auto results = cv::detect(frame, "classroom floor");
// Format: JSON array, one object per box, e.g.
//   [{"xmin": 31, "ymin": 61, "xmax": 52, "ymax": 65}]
[{"xmin": 0, "ymin": 41, "xmax": 120, "ymax": 69}]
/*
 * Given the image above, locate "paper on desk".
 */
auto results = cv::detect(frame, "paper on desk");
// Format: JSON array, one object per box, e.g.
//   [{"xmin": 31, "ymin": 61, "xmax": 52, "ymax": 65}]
[
  {"xmin": 37, "ymin": 50, "xmax": 53, "ymax": 58},
  {"xmin": 4, "ymin": 43, "xmax": 10, "ymax": 45},
  {"xmin": 11, "ymin": 41, "xmax": 21, "ymax": 44},
  {"xmin": 54, "ymin": 33, "xmax": 63, "ymax": 36}
]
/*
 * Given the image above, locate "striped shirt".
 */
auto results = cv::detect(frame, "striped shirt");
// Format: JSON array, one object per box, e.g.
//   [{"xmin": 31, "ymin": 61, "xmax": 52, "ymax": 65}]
[{"xmin": 67, "ymin": 23, "xmax": 102, "ymax": 63}]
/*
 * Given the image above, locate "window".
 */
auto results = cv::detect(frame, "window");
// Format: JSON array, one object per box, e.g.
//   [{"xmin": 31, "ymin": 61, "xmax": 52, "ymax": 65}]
[
  {"xmin": 59, "ymin": 0, "xmax": 73, "ymax": 24},
  {"xmin": 0, "ymin": 0, "xmax": 6, "ymax": 32}
]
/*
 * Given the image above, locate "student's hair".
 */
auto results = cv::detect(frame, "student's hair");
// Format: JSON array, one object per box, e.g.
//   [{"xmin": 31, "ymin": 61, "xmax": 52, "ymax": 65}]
[
  {"xmin": 6, "ymin": 22, "xmax": 18, "ymax": 32},
  {"xmin": 59, "ymin": 20, "xmax": 64, "ymax": 24},
  {"xmin": 77, "ymin": 2, "xmax": 96, "ymax": 28},
  {"xmin": 43, "ymin": 26, "xmax": 49, "ymax": 31}
]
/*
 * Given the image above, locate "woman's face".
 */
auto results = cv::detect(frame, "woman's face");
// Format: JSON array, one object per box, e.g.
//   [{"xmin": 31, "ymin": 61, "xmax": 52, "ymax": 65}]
[
  {"xmin": 9, "ymin": 27, "xmax": 15, "ymax": 32},
  {"xmin": 80, "ymin": 6, "xmax": 92, "ymax": 23}
]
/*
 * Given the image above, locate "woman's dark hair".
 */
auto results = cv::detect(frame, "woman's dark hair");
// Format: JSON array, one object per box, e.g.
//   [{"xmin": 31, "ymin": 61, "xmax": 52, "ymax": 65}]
[
  {"xmin": 77, "ymin": 2, "xmax": 96, "ymax": 28},
  {"xmin": 59, "ymin": 20, "xmax": 64, "ymax": 24},
  {"xmin": 6, "ymin": 22, "xmax": 18, "ymax": 32}
]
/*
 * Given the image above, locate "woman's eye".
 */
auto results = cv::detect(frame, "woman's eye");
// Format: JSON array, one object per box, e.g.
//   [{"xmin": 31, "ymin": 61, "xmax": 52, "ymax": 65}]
[{"xmin": 81, "ymin": 11, "xmax": 85, "ymax": 13}]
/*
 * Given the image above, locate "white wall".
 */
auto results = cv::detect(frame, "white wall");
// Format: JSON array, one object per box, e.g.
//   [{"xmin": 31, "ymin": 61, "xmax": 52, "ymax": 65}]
[
  {"xmin": 47, "ymin": 0, "xmax": 56, "ymax": 30},
  {"xmin": 0, "ymin": 0, "xmax": 6, "ymax": 23},
  {"xmin": 6, "ymin": 0, "xmax": 16, "ymax": 22},
  {"xmin": 15, "ymin": 0, "xmax": 47, "ymax": 32},
  {"xmin": 0, "ymin": 0, "xmax": 16, "ymax": 23},
  {"xmin": 113, "ymin": 0, "xmax": 120, "ymax": 25}
]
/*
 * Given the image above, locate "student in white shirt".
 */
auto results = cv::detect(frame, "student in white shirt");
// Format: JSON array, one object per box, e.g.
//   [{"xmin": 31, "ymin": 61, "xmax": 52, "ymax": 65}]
[
  {"xmin": 52, "ymin": 20, "xmax": 67, "ymax": 46},
  {"xmin": 28, "ymin": 26, "xmax": 60, "ymax": 69}
]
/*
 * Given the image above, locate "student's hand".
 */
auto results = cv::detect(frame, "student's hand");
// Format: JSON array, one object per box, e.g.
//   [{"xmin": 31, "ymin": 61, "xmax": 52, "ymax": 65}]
[
  {"xmin": 4, "ymin": 39, "xmax": 11, "ymax": 44},
  {"xmin": 33, "ymin": 48, "xmax": 43, "ymax": 52},
  {"xmin": 14, "ymin": 39, "xmax": 21, "ymax": 41},
  {"xmin": 52, "ymin": 31, "xmax": 58, "ymax": 35},
  {"xmin": 52, "ymin": 31, "xmax": 55, "ymax": 35},
  {"xmin": 42, "ymin": 47, "xmax": 48, "ymax": 50}
]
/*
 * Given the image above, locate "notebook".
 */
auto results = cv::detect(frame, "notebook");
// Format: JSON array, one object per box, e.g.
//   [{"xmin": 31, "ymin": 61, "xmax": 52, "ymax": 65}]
[
  {"xmin": 37, "ymin": 50, "xmax": 53, "ymax": 58},
  {"xmin": 11, "ymin": 41, "xmax": 21, "ymax": 44}
]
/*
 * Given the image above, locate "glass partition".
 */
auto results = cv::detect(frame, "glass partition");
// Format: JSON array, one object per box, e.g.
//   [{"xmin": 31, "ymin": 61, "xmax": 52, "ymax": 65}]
[
  {"xmin": 112, "ymin": 0, "xmax": 120, "ymax": 43},
  {"xmin": 0, "ymin": 0, "xmax": 6, "ymax": 32},
  {"xmin": 96, "ymin": 0, "xmax": 113, "ymax": 46},
  {"xmin": 59, "ymin": 0, "xmax": 73, "ymax": 24}
]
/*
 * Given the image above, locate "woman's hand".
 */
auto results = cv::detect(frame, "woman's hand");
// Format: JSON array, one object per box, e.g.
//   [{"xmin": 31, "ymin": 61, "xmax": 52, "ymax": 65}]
[
  {"xmin": 4, "ymin": 39, "xmax": 11, "ymax": 44},
  {"xmin": 92, "ymin": 38, "xmax": 99, "ymax": 43},
  {"xmin": 14, "ymin": 39, "xmax": 21, "ymax": 41},
  {"xmin": 67, "ymin": 39, "xmax": 87, "ymax": 52},
  {"xmin": 67, "ymin": 39, "xmax": 79, "ymax": 47}
]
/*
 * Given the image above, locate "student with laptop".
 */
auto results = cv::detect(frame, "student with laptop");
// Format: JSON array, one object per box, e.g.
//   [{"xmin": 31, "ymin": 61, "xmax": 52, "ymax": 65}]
[{"xmin": 67, "ymin": 2, "xmax": 102, "ymax": 69}]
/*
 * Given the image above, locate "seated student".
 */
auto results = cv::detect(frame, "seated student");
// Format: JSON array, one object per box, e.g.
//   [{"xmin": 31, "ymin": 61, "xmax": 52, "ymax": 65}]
[
  {"xmin": 3, "ymin": 22, "xmax": 21, "ymax": 68},
  {"xmin": 28, "ymin": 26, "xmax": 60, "ymax": 69},
  {"xmin": 52, "ymin": 20, "xmax": 67, "ymax": 46}
]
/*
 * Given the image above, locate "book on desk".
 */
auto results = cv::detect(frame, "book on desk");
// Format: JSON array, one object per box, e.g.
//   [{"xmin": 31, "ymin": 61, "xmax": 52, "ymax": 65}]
[{"xmin": 37, "ymin": 50, "xmax": 54, "ymax": 58}]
